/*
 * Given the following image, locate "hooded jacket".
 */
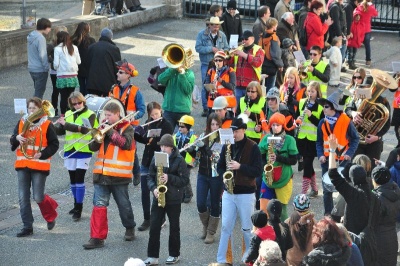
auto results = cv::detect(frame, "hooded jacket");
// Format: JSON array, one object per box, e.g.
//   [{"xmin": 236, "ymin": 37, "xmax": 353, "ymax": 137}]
[
  {"xmin": 27, "ymin": 30, "xmax": 49, "ymax": 73},
  {"xmin": 246, "ymin": 226, "xmax": 277, "ymax": 263},
  {"xmin": 302, "ymin": 244, "xmax": 351, "ymax": 266},
  {"xmin": 373, "ymin": 182, "xmax": 400, "ymax": 265}
]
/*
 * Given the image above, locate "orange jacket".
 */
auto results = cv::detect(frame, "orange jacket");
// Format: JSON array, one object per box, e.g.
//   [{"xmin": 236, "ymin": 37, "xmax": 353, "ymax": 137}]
[
  {"xmin": 321, "ymin": 113, "xmax": 351, "ymax": 160},
  {"xmin": 93, "ymin": 123, "xmax": 135, "ymax": 179},
  {"xmin": 109, "ymin": 84, "xmax": 139, "ymax": 126},
  {"xmin": 207, "ymin": 68, "xmax": 234, "ymax": 108},
  {"xmin": 15, "ymin": 119, "xmax": 52, "ymax": 171}
]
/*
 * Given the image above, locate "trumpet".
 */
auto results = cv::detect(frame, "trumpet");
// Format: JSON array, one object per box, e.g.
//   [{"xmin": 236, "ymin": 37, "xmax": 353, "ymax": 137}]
[
  {"xmin": 298, "ymin": 60, "xmax": 311, "ymax": 80},
  {"xmin": 58, "ymin": 111, "xmax": 138, "ymax": 159},
  {"xmin": 53, "ymin": 107, "xmax": 85, "ymax": 125},
  {"xmin": 226, "ymin": 45, "xmax": 244, "ymax": 58}
]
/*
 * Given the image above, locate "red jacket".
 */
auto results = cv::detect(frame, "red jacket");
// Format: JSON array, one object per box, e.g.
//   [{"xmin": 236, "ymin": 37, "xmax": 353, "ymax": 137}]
[
  {"xmin": 305, "ymin": 12, "xmax": 329, "ymax": 50},
  {"xmin": 356, "ymin": 3, "xmax": 378, "ymax": 33},
  {"xmin": 347, "ymin": 9, "xmax": 364, "ymax": 48}
]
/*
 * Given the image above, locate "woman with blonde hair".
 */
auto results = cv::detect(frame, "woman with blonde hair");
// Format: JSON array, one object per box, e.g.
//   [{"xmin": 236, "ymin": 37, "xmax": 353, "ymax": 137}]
[
  {"xmin": 280, "ymin": 67, "xmax": 304, "ymax": 116},
  {"xmin": 237, "ymin": 81, "xmax": 267, "ymax": 143},
  {"xmin": 55, "ymin": 91, "xmax": 98, "ymax": 221}
]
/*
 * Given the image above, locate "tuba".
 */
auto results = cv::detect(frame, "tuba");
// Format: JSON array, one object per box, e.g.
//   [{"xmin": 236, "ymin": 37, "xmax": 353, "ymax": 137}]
[
  {"xmin": 355, "ymin": 69, "xmax": 397, "ymax": 144},
  {"xmin": 157, "ymin": 164, "xmax": 168, "ymax": 208},
  {"xmin": 223, "ymin": 140, "xmax": 234, "ymax": 194},
  {"xmin": 162, "ymin": 43, "xmax": 194, "ymax": 72},
  {"xmin": 263, "ymin": 136, "xmax": 275, "ymax": 186},
  {"xmin": 21, "ymin": 100, "xmax": 55, "ymax": 159}
]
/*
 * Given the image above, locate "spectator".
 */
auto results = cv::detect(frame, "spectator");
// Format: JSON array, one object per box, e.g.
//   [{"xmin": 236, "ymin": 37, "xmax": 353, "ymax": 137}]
[
  {"xmin": 53, "ymin": 31, "xmax": 81, "ymax": 116},
  {"xmin": 346, "ymin": 9, "xmax": 365, "ymax": 70},
  {"xmin": 296, "ymin": 0, "xmax": 313, "ymax": 57},
  {"xmin": 356, "ymin": 0, "xmax": 378, "ymax": 66},
  {"xmin": 305, "ymin": 1, "xmax": 332, "ymax": 51},
  {"xmin": 229, "ymin": 30, "xmax": 264, "ymax": 105},
  {"xmin": 71, "ymin": 22, "xmax": 96, "ymax": 96},
  {"xmin": 254, "ymin": 240, "xmax": 286, "ymax": 266},
  {"xmin": 276, "ymin": 12, "xmax": 299, "ymax": 50},
  {"xmin": 323, "ymin": 36, "xmax": 342, "ymax": 87},
  {"xmin": 336, "ymin": 223, "xmax": 365, "ymax": 266},
  {"xmin": 27, "ymin": 18, "xmax": 52, "ymax": 99},
  {"xmin": 259, "ymin": 18, "xmax": 283, "ymax": 92},
  {"xmin": 195, "ymin": 17, "xmax": 229, "ymax": 117},
  {"xmin": 328, "ymin": 0, "xmax": 347, "ymax": 67},
  {"xmin": 344, "ymin": 0, "xmax": 362, "ymax": 69},
  {"xmin": 280, "ymin": 39, "xmax": 297, "ymax": 74},
  {"xmin": 274, "ymin": 0, "xmax": 293, "ymax": 21},
  {"xmin": 301, "ymin": 45, "xmax": 330, "ymax": 98},
  {"xmin": 209, "ymin": 4, "xmax": 223, "ymax": 18},
  {"xmin": 221, "ymin": 0, "xmax": 243, "ymax": 43},
  {"xmin": 389, "ymin": 149, "xmax": 400, "ymax": 188},
  {"xmin": 86, "ymin": 28, "xmax": 121, "ymax": 97},
  {"xmin": 372, "ymin": 166, "xmax": 400, "ymax": 265},
  {"xmin": 253, "ymin": 6, "xmax": 271, "ymax": 45},
  {"xmin": 245, "ymin": 210, "xmax": 276, "ymax": 264},
  {"xmin": 260, "ymin": 0, "xmax": 280, "ymax": 17},
  {"xmin": 303, "ymin": 217, "xmax": 351, "ymax": 265}
]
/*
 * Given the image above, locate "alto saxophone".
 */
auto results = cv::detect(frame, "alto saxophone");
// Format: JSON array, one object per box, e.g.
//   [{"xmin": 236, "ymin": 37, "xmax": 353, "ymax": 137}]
[
  {"xmin": 223, "ymin": 141, "xmax": 234, "ymax": 194},
  {"xmin": 263, "ymin": 137, "xmax": 275, "ymax": 186},
  {"xmin": 157, "ymin": 164, "xmax": 168, "ymax": 208}
]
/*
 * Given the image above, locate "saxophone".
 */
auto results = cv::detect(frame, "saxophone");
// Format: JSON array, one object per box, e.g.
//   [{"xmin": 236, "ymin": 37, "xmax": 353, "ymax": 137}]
[
  {"xmin": 263, "ymin": 137, "xmax": 275, "ymax": 186},
  {"xmin": 223, "ymin": 141, "xmax": 234, "ymax": 194},
  {"xmin": 156, "ymin": 164, "xmax": 168, "ymax": 208}
]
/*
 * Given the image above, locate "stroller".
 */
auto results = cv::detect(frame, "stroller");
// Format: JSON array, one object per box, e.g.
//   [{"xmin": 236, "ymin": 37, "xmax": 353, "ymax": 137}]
[{"xmin": 92, "ymin": 0, "xmax": 114, "ymax": 16}]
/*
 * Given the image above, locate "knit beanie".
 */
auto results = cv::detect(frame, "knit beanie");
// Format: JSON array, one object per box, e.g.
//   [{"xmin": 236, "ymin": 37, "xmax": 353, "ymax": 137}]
[
  {"xmin": 349, "ymin": 165, "xmax": 367, "ymax": 186},
  {"xmin": 251, "ymin": 210, "xmax": 268, "ymax": 228},
  {"xmin": 101, "ymin": 27, "xmax": 113, "ymax": 40},
  {"xmin": 293, "ymin": 194, "xmax": 310, "ymax": 216},
  {"xmin": 372, "ymin": 166, "xmax": 391, "ymax": 185},
  {"xmin": 266, "ymin": 87, "xmax": 280, "ymax": 104}
]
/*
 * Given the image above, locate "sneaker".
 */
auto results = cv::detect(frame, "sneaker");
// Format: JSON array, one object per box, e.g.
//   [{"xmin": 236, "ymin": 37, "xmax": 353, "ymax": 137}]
[
  {"xmin": 340, "ymin": 66, "xmax": 347, "ymax": 73},
  {"xmin": 166, "ymin": 256, "xmax": 179, "ymax": 264},
  {"xmin": 83, "ymin": 238, "xmax": 105, "ymax": 249},
  {"xmin": 138, "ymin": 219, "xmax": 150, "ymax": 231},
  {"xmin": 124, "ymin": 228, "xmax": 135, "ymax": 241},
  {"xmin": 16, "ymin": 228, "xmax": 33, "ymax": 237},
  {"xmin": 308, "ymin": 190, "xmax": 318, "ymax": 198},
  {"xmin": 201, "ymin": 109, "xmax": 208, "ymax": 117},
  {"xmin": 366, "ymin": 60, "xmax": 372, "ymax": 66},
  {"xmin": 143, "ymin": 257, "xmax": 159, "ymax": 265},
  {"xmin": 47, "ymin": 220, "xmax": 56, "ymax": 230}
]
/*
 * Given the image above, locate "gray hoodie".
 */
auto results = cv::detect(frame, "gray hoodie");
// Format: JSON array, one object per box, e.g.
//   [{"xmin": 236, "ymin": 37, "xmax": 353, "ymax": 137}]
[{"xmin": 27, "ymin": 30, "xmax": 49, "ymax": 72}]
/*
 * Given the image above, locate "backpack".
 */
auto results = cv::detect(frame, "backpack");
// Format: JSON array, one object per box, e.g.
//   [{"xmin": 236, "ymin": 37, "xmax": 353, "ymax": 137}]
[{"xmin": 299, "ymin": 18, "xmax": 308, "ymax": 47}]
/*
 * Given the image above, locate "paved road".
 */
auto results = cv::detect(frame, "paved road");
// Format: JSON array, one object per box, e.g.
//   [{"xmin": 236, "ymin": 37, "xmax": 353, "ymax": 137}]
[{"xmin": 0, "ymin": 18, "xmax": 400, "ymax": 266}]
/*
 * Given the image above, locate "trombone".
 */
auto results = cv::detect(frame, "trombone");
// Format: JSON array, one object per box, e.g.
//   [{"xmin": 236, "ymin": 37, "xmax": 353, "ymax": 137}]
[
  {"xmin": 53, "ymin": 107, "xmax": 85, "ymax": 125},
  {"xmin": 58, "ymin": 111, "xmax": 138, "ymax": 160}
]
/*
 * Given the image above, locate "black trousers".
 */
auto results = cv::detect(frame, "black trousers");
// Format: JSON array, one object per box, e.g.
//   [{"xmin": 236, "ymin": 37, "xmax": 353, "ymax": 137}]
[
  {"xmin": 147, "ymin": 200, "xmax": 181, "ymax": 258},
  {"xmin": 354, "ymin": 139, "xmax": 384, "ymax": 169}
]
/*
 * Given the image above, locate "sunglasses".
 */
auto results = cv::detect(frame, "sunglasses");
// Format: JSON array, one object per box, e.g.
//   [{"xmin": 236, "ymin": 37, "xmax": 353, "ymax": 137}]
[
  {"xmin": 214, "ymin": 59, "xmax": 224, "ymax": 62},
  {"xmin": 247, "ymin": 90, "xmax": 257, "ymax": 93},
  {"xmin": 309, "ymin": 53, "xmax": 319, "ymax": 56},
  {"xmin": 353, "ymin": 76, "xmax": 362, "ymax": 80},
  {"xmin": 243, "ymin": 38, "xmax": 249, "ymax": 41},
  {"xmin": 178, "ymin": 125, "xmax": 186, "ymax": 128},
  {"xmin": 323, "ymin": 105, "xmax": 331, "ymax": 109},
  {"xmin": 210, "ymin": 24, "xmax": 219, "ymax": 26},
  {"xmin": 118, "ymin": 70, "xmax": 128, "ymax": 75},
  {"xmin": 266, "ymin": 97, "xmax": 276, "ymax": 101},
  {"xmin": 72, "ymin": 102, "xmax": 83, "ymax": 106}
]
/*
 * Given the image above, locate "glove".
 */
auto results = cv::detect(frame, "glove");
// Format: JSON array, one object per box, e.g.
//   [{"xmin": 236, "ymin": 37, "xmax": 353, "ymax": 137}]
[
  {"xmin": 134, "ymin": 126, "xmax": 146, "ymax": 137},
  {"xmin": 150, "ymin": 66, "xmax": 158, "ymax": 75}
]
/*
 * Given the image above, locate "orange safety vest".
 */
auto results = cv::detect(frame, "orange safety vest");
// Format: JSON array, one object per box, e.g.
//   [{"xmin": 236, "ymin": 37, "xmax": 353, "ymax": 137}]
[
  {"xmin": 93, "ymin": 123, "xmax": 135, "ymax": 179},
  {"xmin": 221, "ymin": 119, "xmax": 232, "ymax": 129},
  {"xmin": 109, "ymin": 84, "xmax": 139, "ymax": 126},
  {"xmin": 392, "ymin": 90, "xmax": 400, "ymax": 109},
  {"xmin": 321, "ymin": 113, "xmax": 351, "ymax": 160},
  {"xmin": 15, "ymin": 119, "xmax": 52, "ymax": 171},
  {"xmin": 207, "ymin": 68, "xmax": 235, "ymax": 108}
]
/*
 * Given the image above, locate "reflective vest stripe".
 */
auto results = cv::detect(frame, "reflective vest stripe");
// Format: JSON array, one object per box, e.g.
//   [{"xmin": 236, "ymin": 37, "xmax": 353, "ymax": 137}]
[
  {"xmin": 16, "ymin": 156, "xmax": 51, "ymax": 163},
  {"xmin": 297, "ymin": 99, "xmax": 322, "ymax": 141},
  {"xmin": 321, "ymin": 113, "xmax": 351, "ymax": 160},
  {"xmin": 303, "ymin": 61, "xmax": 328, "ymax": 98},
  {"xmin": 110, "ymin": 85, "xmax": 139, "ymax": 126}
]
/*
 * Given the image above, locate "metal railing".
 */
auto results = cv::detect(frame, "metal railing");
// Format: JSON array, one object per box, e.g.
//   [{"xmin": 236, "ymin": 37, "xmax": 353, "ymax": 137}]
[{"xmin": 183, "ymin": 0, "xmax": 400, "ymax": 31}]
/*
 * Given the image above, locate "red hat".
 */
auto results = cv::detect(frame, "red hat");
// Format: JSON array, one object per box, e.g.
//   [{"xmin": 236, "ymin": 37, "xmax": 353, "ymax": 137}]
[{"xmin": 116, "ymin": 59, "xmax": 138, "ymax": 77}]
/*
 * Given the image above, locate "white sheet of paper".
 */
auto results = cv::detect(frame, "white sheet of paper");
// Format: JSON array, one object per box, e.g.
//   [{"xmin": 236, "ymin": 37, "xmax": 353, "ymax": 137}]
[
  {"xmin": 81, "ymin": 117, "xmax": 92, "ymax": 129},
  {"xmin": 157, "ymin": 58, "xmax": 167, "ymax": 69},
  {"xmin": 293, "ymin": 50, "xmax": 307, "ymax": 65},
  {"xmin": 392, "ymin": 61, "xmax": 400, "ymax": 73},
  {"xmin": 229, "ymin": 34, "xmax": 239, "ymax": 49},
  {"xmin": 267, "ymin": 136, "xmax": 281, "ymax": 144},
  {"xmin": 219, "ymin": 128, "xmax": 234, "ymax": 144},
  {"xmin": 147, "ymin": 128, "xmax": 161, "ymax": 138},
  {"xmin": 211, "ymin": 142, "xmax": 223, "ymax": 153},
  {"xmin": 14, "ymin": 99, "xmax": 27, "ymax": 114},
  {"xmin": 155, "ymin": 151, "xmax": 169, "ymax": 168}
]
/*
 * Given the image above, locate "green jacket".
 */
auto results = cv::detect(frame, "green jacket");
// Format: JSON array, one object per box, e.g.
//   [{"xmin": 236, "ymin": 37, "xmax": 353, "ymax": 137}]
[{"xmin": 158, "ymin": 68, "xmax": 195, "ymax": 113}]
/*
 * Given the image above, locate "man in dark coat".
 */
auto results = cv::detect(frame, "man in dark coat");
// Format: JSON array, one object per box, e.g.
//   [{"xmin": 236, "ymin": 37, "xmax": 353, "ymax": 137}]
[
  {"xmin": 328, "ymin": 0, "xmax": 347, "ymax": 67},
  {"xmin": 86, "ymin": 28, "xmax": 121, "ymax": 97},
  {"xmin": 372, "ymin": 167, "xmax": 400, "ymax": 266},
  {"xmin": 276, "ymin": 12, "xmax": 298, "ymax": 49}
]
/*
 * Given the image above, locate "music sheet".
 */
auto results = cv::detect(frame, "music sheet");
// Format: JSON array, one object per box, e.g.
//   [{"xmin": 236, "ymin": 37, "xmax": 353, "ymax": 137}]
[
  {"xmin": 14, "ymin": 99, "xmax": 27, "ymax": 114},
  {"xmin": 155, "ymin": 152, "xmax": 169, "ymax": 168}
]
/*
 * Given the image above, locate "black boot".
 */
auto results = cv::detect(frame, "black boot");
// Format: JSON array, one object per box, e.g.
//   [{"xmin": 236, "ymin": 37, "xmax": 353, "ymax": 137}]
[
  {"xmin": 69, "ymin": 201, "xmax": 77, "ymax": 215},
  {"xmin": 72, "ymin": 203, "xmax": 83, "ymax": 221}
]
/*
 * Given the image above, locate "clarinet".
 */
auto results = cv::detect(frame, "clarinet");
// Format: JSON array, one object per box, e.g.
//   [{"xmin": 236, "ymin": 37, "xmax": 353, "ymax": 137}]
[{"xmin": 294, "ymin": 95, "xmax": 310, "ymax": 138}]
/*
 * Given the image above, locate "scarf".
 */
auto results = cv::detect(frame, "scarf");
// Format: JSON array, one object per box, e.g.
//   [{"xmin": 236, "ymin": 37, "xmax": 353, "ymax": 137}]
[
  {"xmin": 273, "ymin": 130, "xmax": 286, "ymax": 151},
  {"xmin": 325, "ymin": 115, "xmax": 338, "ymax": 125}
]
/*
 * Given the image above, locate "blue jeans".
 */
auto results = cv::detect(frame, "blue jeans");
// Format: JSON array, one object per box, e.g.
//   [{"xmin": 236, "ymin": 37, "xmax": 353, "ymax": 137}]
[
  {"xmin": 265, "ymin": 74, "xmax": 277, "ymax": 92},
  {"xmin": 363, "ymin": 32, "xmax": 371, "ymax": 61},
  {"xmin": 321, "ymin": 160, "xmax": 350, "ymax": 216},
  {"xmin": 163, "ymin": 110, "xmax": 189, "ymax": 133},
  {"xmin": 140, "ymin": 165, "xmax": 151, "ymax": 220},
  {"xmin": 196, "ymin": 173, "xmax": 223, "ymax": 217},
  {"xmin": 17, "ymin": 169, "xmax": 47, "ymax": 229},
  {"xmin": 340, "ymin": 45, "xmax": 347, "ymax": 64},
  {"xmin": 93, "ymin": 183, "xmax": 136, "ymax": 228},
  {"xmin": 201, "ymin": 64, "xmax": 209, "ymax": 110},
  {"xmin": 133, "ymin": 151, "xmax": 140, "ymax": 176},
  {"xmin": 217, "ymin": 192, "xmax": 255, "ymax": 263},
  {"xmin": 30, "ymin": 72, "xmax": 49, "ymax": 99},
  {"xmin": 235, "ymin": 86, "xmax": 247, "ymax": 107}
]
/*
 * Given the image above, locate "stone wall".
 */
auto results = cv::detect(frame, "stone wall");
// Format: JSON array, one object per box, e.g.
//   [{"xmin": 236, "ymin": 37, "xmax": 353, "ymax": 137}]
[{"xmin": 0, "ymin": 0, "xmax": 182, "ymax": 70}]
